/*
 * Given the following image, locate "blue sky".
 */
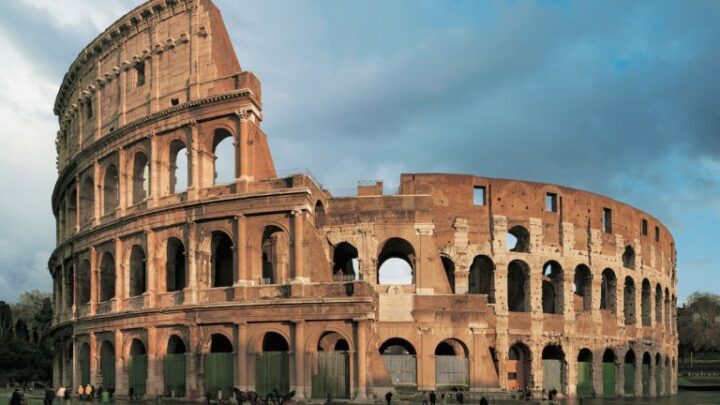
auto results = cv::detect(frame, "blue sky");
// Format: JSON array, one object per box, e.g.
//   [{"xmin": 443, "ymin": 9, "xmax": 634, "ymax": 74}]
[{"xmin": 0, "ymin": 0, "xmax": 718, "ymax": 303}]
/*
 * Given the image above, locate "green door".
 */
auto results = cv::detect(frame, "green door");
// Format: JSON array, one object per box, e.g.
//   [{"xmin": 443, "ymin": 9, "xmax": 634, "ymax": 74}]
[
  {"xmin": 80, "ymin": 357, "xmax": 90, "ymax": 386},
  {"xmin": 543, "ymin": 359, "xmax": 563, "ymax": 392},
  {"xmin": 382, "ymin": 355, "xmax": 417, "ymax": 388},
  {"xmin": 255, "ymin": 352, "xmax": 289, "ymax": 397},
  {"xmin": 624, "ymin": 364, "xmax": 635, "ymax": 395},
  {"xmin": 100, "ymin": 354, "xmax": 115, "ymax": 389},
  {"xmin": 602, "ymin": 363, "xmax": 615, "ymax": 397},
  {"xmin": 576, "ymin": 362, "xmax": 592, "ymax": 398},
  {"xmin": 164, "ymin": 354, "xmax": 186, "ymax": 397},
  {"xmin": 312, "ymin": 352, "xmax": 349, "ymax": 399},
  {"xmin": 205, "ymin": 353, "xmax": 234, "ymax": 399},
  {"xmin": 435, "ymin": 356, "xmax": 469, "ymax": 389},
  {"xmin": 642, "ymin": 364, "xmax": 650, "ymax": 396},
  {"xmin": 129, "ymin": 355, "xmax": 148, "ymax": 396},
  {"xmin": 656, "ymin": 364, "xmax": 663, "ymax": 395}
]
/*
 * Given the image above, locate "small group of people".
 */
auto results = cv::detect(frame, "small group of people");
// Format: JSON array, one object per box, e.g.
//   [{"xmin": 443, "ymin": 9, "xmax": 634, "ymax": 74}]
[
  {"xmin": 520, "ymin": 385, "xmax": 559, "ymax": 401},
  {"xmin": 75, "ymin": 384, "xmax": 114, "ymax": 402},
  {"xmin": 384, "ymin": 387, "xmax": 466, "ymax": 405}
]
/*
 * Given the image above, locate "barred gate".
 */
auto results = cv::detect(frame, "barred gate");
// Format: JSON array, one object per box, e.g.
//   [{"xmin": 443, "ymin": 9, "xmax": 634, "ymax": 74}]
[
  {"xmin": 576, "ymin": 362, "xmax": 592, "ymax": 398},
  {"xmin": 624, "ymin": 364, "xmax": 635, "ymax": 395},
  {"xmin": 80, "ymin": 358, "xmax": 90, "ymax": 386},
  {"xmin": 205, "ymin": 353, "xmax": 234, "ymax": 399},
  {"xmin": 382, "ymin": 355, "xmax": 417, "ymax": 387},
  {"xmin": 129, "ymin": 355, "xmax": 148, "ymax": 396},
  {"xmin": 542, "ymin": 359, "xmax": 563, "ymax": 392},
  {"xmin": 642, "ymin": 364, "xmax": 650, "ymax": 396},
  {"xmin": 255, "ymin": 352, "xmax": 289, "ymax": 396},
  {"xmin": 656, "ymin": 364, "xmax": 662, "ymax": 395},
  {"xmin": 311, "ymin": 352, "xmax": 349, "ymax": 399},
  {"xmin": 435, "ymin": 356, "xmax": 468, "ymax": 388},
  {"xmin": 164, "ymin": 354, "xmax": 186, "ymax": 397},
  {"xmin": 100, "ymin": 354, "xmax": 115, "ymax": 389},
  {"xmin": 602, "ymin": 363, "xmax": 615, "ymax": 397}
]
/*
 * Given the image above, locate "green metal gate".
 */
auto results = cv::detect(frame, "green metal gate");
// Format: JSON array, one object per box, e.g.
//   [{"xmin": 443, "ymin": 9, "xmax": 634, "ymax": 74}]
[
  {"xmin": 435, "ymin": 356, "xmax": 468, "ymax": 388},
  {"xmin": 100, "ymin": 354, "xmax": 115, "ymax": 389},
  {"xmin": 656, "ymin": 364, "xmax": 663, "ymax": 395},
  {"xmin": 256, "ymin": 352, "xmax": 289, "ymax": 396},
  {"xmin": 542, "ymin": 359, "xmax": 563, "ymax": 392},
  {"xmin": 602, "ymin": 363, "xmax": 615, "ymax": 397},
  {"xmin": 205, "ymin": 353, "xmax": 234, "ymax": 399},
  {"xmin": 164, "ymin": 354, "xmax": 186, "ymax": 397},
  {"xmin": 664, "ymin": 365, "xmax": 670, "ymax": 395},
  {"xmin": 80, "ymin": 357, "xmax": 90, "ymax": 386},
  {"xmin": 311, "ymin": 352, "xmax": 349, "ymax": 399},
  {"xmin": 642, "ymin": 364, "xmax": 650, "ymax": 396},
  {"xmin": 382, "ymin": 355, "xmax": 417, "ymax": 387},
  {"xmin": 576, "ymin": 362, "xmax": 592, "ymax": 398},
  {"xmin": 129, "ymin": 355, "xmax": 148, "ymax": 396},
  {"xmin": 624, "ymin": 364, "xmax": 635, "ymax": 395}
]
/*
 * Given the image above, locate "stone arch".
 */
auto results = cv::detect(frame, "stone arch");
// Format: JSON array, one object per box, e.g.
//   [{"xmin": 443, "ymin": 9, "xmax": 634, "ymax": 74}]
[
  {"xmin": 78, "ymin": 259, "xmax": 91, "ymax": 305},
  {"xmin": 469, "ymin": 255, "xmax": 494, "ymax": 303},
  {"xmin": 507, "ymin": 225, "xmax": 530, "ymax": 253},
  {"xmin": 169, "ymin": 139, "xmax": 188, "ymax": 194},
  {"xmin": 211, "ymin": 230, "xmax": 234, "ymax": 287},
  {"xmin": 212, "ymin": 128, "xmax": 235, "ymax": 185},
  {"xmin": 67, "ymin": 186, "xmax": 77, "ymax": 231},
  {"xmin": 541, "ymin": 344, "xmax": 566, "ymax": 392},
  {"xmin": 622, "ymin": 246, "xmax": 636, "ymax": 270},
  {"xmin": 600, "ymin": 268, "xmax": 617, "ymax": 313},
  {"xmin": 166, "ymin": 237, "xmax": 186, "ymax": 292},
  {"xmin": 261, "ymin": 225, "xmax": 288, "ymax": 284},
  {"xmin": 508, "ymin": 259, "xmax": 531, "ymax": 312},
  {"xmin": 542, "ymin": 261, "xmax": 564, "ymax": 314},
  {"xmin": 248, "ymin": 327, "xmax": 292, "ymax": 354},
  {"xmin": 262, "ymin": 332, "xmax": 290, "ymax": 352},
  {"xmin": 78, "ymin": 342, "xmax": 91, "ymax": 385},
  {"xmin": 602, "ymin": 348, "xmax": 618, "ymax": 398},
  {"xmin": 167, "ymin": 334, "xmax": 187, "ymax": 354},
  {"xmin": 623, "ymin": 277, "xmax": 636, "ymax": 325},
  {"xmin": 99, "ymin": 340, "xmax": 116, "ymax": 389},
  {"xmin": 64, "ymin": 265, "xmax": 74, "ymax": 308},
  {"xmin": 664, "ymin": 288, "xmax": 671, "ymax": 329},
  {"xmin": 377, "ymin": 237, "xmax": 415, "ymax": 285},
  {"xmin": 312, "ymin": 331, "xmax": 352, "ymax": 398},
  {"xmin": 129, "ymin": 244, "xmax": 147, "ymax": 297},
  {"xmin": 103, "ymin": 164, "xmax": 119, "ymax": 215},
  {"xmin": 80, "ymin": 175, "xmax": 94, "ymax": 226},
  {"xmin": 641, "ymin": 352, "xmax": 652, "ymax": 396},
  {"xmin": 577, "ymin": 348, "xmax": 594, "ymax": 398},
  {"xmin": 573, "ymin": 264, "xmax": 592, "ymax": 312},
  {"xmin": 316, "ymin": 331, "xmax": 352, "ymax": 352},
  {"xmin": 129, "ymin": 339, "xmax": 148, "ymax": 396},
  {"xmin": 435, "ymin": 338, "xmax": 469, "ymax": 388},
  {"xmin": 624, "ymin": 349, "xmax": 637, "ymax": 395},
  {"xmin": 131, "ymin": 151, "xmax": 150, "ymax": 204},
  {"xmin": 441, "ymin": 255, "xmax": 455, "ymax": 293},
  {"xmin": 209, "ymin": 334, "xmax": 234, "ymax": 353},
  {"xmin": 507, "ymin": 342, "xmax": 532, "ymax": 390},
  {"xmin": 380, "ymin": 337, "xmax": 417, "ymax": 387},
  {"xmin": 332, "ymin": 242, "xmax": 358, "ymax": 281},
  {"xmin": 314, "ymin": 200, "xmax": 326, "ymax": 227},
  {"xmin": 99, "ymin": 251, "xmax": 116, "ymax": 302},
  {"xmin": 165, "ymin": 334, "xmax": 187, "ymax": 397},
  {"xmin": 655, "ymin": 283, "xmax": 663, "ymax": 324},
  {"xmin": 641, "ymin": 278, "xmax": 651, "ymax": 326}
]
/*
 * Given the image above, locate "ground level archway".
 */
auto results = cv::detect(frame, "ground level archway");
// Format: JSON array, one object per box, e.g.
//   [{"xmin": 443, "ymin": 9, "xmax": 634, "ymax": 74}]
[
  {"xmin": 380, "ymin": 338, "xmax": 417, "ymax": 388},
  {"xmin": 256, "ymin": 332, "xmax": 290, "ymax": 396},
  {"xmin": 435, "ymin": 338, "xmax": 469, "ymax": 389},
  {"xmin": 311, "ymin": 332, "xmax": 350, "ymax": 399}
]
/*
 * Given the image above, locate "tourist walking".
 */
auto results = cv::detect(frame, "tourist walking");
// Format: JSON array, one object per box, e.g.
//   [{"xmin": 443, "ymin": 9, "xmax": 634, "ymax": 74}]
[
  {"xmin": 56, "ymin": 386, "xmax": 66, "ymax": 405},
  {"xmin": 385, "ymin": 391, "xmax": 393, "ymax": 405},
  {"xmin": 10, "ymin": 389, "xmax": 21, "ymax": 405},
  {"xmin": 429, "ymin": 391, "xmax": 436, "ymax": 405}
]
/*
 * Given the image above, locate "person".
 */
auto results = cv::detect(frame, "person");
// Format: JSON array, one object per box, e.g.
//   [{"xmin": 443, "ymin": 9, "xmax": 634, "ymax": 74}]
[
  {"xmin": 549, "ymin": 388, "xmax": 557, "ymax": 400},
  {"xmin": 455, "ymin": 390, "xmax": 463, "ymax": 405},
  {"xmin": 440, "ymin": 393, "xmax": 446, "ymax": 405},
  {"xmin": 385, "ymin": 391, "xmax": 393, "ymax": 405},
  {"xmin": 44, "ymin": 387, "xmax": 55, "ymax": 405},
  {"xmin": 129, "ymin": 387, "xmax": 135, "ymax": 401},
  {"xmin": 107, "ymin": 387, "xmax": 115, "ymax": 400},
  {"xmin": 422, "ymin": 391, "xmax": 428, "ymax": 405},
  {"xmin": 523, "ymin": 385, "xmax": 531, "ymax": 401},
  {"xmin": 325, "ymin": 392, "xmax": 333, "ymax": 405},
  {"xmin": 90, "ymin": 385, "xmax": 96, "ymax": 401},
  {"xmin": 479, "ymin": 398, "xmax": 488, "ymax": 405},
  {"xmin": 56, "ymin": 386, "xmax": 66, "ymax": 405},
  {"xmin": 84, "ymin": 385, "xmax": 92, "ymax": 402},
  {"xmin": 429, "ymin": 391, "xmax": 437, "ymax": 405},
  {"xmin": 10, "ymin": 389, "xmax": 21, "ymax": 405},
  {"xmin": 77, "ymin": 385, "xmax": 85, "ymax": 401},
  {"xmin": 96, "ymin": 386, "xmax": 104, "ymax": 402},
  {"xmin": 541, "ymin": 389, "xmax": 547, "ymax": 400}
]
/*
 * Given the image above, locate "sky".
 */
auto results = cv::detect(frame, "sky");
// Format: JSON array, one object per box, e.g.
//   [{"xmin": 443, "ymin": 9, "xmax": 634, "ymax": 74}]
[{"xmin": 0, "ymin": 0, "xmax": 719, "ymax": 303}]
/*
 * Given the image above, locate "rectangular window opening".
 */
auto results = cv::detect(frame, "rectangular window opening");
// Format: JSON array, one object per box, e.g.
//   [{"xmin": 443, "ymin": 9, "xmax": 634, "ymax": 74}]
[
  {"xmin": 641, "ymin": 219, "xmax": 648, "ymax": 236},
  {"xmin": 473, "ymin": 186, "xmax": 486, "ymax": 206},
  {"xmin": 655, "ymin": 226, "xmax": 660, "ymax": 242},
  {"xmin": 171, "ymin": 98, "xmax": 179, "ymax": 106},
  {"xmin": 602, "ymin": 207, "xmax": 612, "ymax": 233},
  {"xmin": 86, "ymin": 100, "xmax": 93, "ymax": 119},
  {"xmin": 136, "ymin": 63, "xmax": 146, "ymax": 87},
  {"xmin": 545, "ymin": 193, "xmax": 558, "ymax": 212}
]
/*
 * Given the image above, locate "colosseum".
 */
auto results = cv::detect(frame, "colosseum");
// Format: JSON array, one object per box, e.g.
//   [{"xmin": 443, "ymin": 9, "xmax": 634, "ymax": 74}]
[{"xmin": 48, "ymin": 0, "xmax": 678, "ymax": 401}]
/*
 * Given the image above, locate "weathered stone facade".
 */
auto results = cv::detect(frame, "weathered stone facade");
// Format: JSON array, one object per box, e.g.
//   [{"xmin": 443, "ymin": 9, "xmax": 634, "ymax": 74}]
[{"xmin": 49, "ymin": 0, "xmax": 678, "ymax": 401}]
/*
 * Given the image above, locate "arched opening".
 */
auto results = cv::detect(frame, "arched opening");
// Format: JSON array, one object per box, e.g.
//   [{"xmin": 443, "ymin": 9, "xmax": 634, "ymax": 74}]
[
  {"xmin": 206, "ymin": 334, "xmax": 234, "ymax": 399},
  {"xmin": 99, "ymin": 252, "xmax": 116, "ymax": 302},
  {"xmin": 166, "ymin": 238, "xmax": 186, "ymax": 292},
  {"xmin": 100, "ymin": 341, "xmax": 115, "ymax": 390},
  {"xmin": 542, "ymin": 345, "xmax": 565, "ymax": 393},
  {"xmin": 507, "ymin": 225, "xmax": 530, "ymax": 252},
  {"xmin": 468, "ymin": 255, "xmax": 495, "ymax": 303},
  {"xmin": 314, "ymin": 201, "xmax": 326, "ymax": 227},
  {"xmin": 508, "ymin": 260, "xmax": 530, "ymax": 312},
  {"xmin": 257, "ymin": 332, "xmax": 290, "ymax": 395},
  {"xmin": 103, "ymin": 165, "xmax": 119, "ymax": 215},
  {"xmin": 78, "ymin": 343, "xmax": 91, "ymax": 386},
  {"xmin": 600, "ymin": 269, "xmax": 617, "ymax": 314},
  {"xmin": 623, "ymin": 277, "xmax": 636, "ymax": 325},
  {"xmin": 655, "ymin": 284, "xmax": 663, "ymax": 324},
  {"xmin": 67, "ymin": 188, "xmax": 77, "ymax": 231},
  {"xmin": 261, "ymin": 226, "xmax": 287, "ymax": 284},
  {"xmin": 380, "ymin": 338, "xmax": 417, "ymax": 388},
  {"xmin": 211, "ymin": 231, "xmax": 234, "ymax": 287},
  {"xmin": 332, "ymin": 242, "xmax": 358, "ymax": 282},
  {"xmin": 602, "ymin": 349, "xmax": 617, "ymax": 398},
  {"xmin": 642, "ymin": 352, "xmax": 651, "ymax": 396},
  {"xmin": 507, "ymin": 343, "xmax": 531, "ymax": 390},
  {"xmin": 641, "ymin": 279, "xmax": 651, "ymax": 326},
  {"xmin": 441, "ymin": 255, "xmax": 455, "ymax": 293},
  {"xmin": 80, "ymin": 176, "xmax": 94, "ymax": 226},
  {"xmin": 213, "ymin": 129, "xmax": 235, "ymax": 185},
  {"xmin": 622, "ymin": 246, "xmax": 636, "ymax": 270},
  {"xmin": 132, "ymin": 152, "xmax": 150, "ymax": 204},
  {"xmin": 664, "ymin": 356, "xmax": 671, "ymax": 396},
  {"xmin": 573, "ymin": 264, "xmax": 592, "ymax": 312},
  {"xmin": 65, "ymin": 266, "xmax": 74, "ymax": 309},
  {"xmin": 313, "ymin": 332, "xmax": 350, "ymax": 399},
  {"xmin": 577, "ymin": 349, "xmax": 593, "ymax": 398},
  {"xmin": 655, "ymin": 353, "xmax": 663, "ymax": 396},
  {"xmin": 377, "ymin": 238, "xmax": 415, "ymax": 285},
  {"xmin": 169, "ymin": 140, "xmax": 188, "ymax": 194},
  {"xmin": 129, "ymin": 245, "xmax": 147, "ymax": 297},
  {"xmin": 542, "ymin": 261, "xmax": 563, "ymax": 314},
  {"xmin": 664, "ymin": 289, "xmax": 671, "ymax": 330},
  {"xmin": 435, "ymin": 338, "xmax": 469, "ymax": 389},
  {"xmin": 165, "ymin": 335, "xmax": 187, "ymax": 397},
  {"xmin": 129, "ymin": 339, "xmax": 148, "ymax": 396},
  {"xmin": 78, "ymin": 260, "xmax": 91, "ymax": 305},
  {"xmin": 624, "ymin": 350, "xmax": 637, "ymax": 396}
]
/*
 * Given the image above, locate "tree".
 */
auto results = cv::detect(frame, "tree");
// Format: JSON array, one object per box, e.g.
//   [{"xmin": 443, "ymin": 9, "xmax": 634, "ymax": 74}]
[
  {"xmin": 0, "ymin": 301, "xmax": 12, "ymax": 340},
  {"xmin": 678, "ymin": 292, "xmax": 720, "ymax": 353},
  {"xmin": 14, "ymin": 319, "xmax": 29, "ymax": 342}
]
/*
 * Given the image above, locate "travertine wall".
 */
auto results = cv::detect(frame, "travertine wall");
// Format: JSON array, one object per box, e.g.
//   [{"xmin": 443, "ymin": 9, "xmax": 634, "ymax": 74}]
[{"xmin": 49, "ymin": 0, "xmax": 678, "ymax": 401}]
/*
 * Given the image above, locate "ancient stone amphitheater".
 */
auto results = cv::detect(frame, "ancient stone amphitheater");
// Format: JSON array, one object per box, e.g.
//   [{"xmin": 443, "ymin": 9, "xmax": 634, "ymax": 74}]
[{"xmin": 49, "ymin": 0, "xmax": 678, "ymax": 401}]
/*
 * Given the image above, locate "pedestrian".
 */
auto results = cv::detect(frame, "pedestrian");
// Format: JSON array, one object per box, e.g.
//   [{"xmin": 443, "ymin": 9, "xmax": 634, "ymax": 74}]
[
  {"xmin": 129, "ymin": 387, "xmax": 135, "ymax": 401},
  {"xmin": 44, "ymin": 387, "xmax": 55, "ymax": 405},
  {"xmin": 385, "ymin": 391, "xmax": 393, "ymax": 405},
  {"xmin": 56, "ymin": 386, "xmax": 66, "ymax": 405},
  {"xmin": 108, "ymin": 387, "xmax": 115, "ymax": 400},
  {"xmin": 96, "ymin": 386, "xmax": 103, "ymax": 402},
  {"xmin": 440, "ymin": 393, "xmax": 446, "ymax": 405},
  {"xmin": 422, "ymin": 391, "xmax": 428, "ymax": 405},
  {"xmin": 10, "ymin": 388, "xmax": 21, "ymax": 405},
  {"xmin": 90, "ymin": 385, "xmax": 96, "ymax": 401},
  {"xmin": 77, "ymin": 385, "xmax": 84, "ymax": 401},
  {"xmin": 549, "ymin": 388, "xmax": 557, "ymax": 400},
  {"xmin": 429, "ymin": 391, "xmax": 436, "ymax": 405},
  {"xmin": 456, "ymin": 391, "xmax": 463, "ymax": 405},
  {"xmin": 84, "ymin": 384, "xmax": 92, "ymax": 402}
]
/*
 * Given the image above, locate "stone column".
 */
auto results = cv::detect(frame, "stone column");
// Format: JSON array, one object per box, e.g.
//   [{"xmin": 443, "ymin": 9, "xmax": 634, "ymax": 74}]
[
  {"xmin": 236, "ymin": 215, "xmax": 248, "ymax": 284},
  {"xmin": 354, "ymin": 319, "xmax": 368, "ymax": 399},
  {"xmin": 188, "ymin": 326, "xmax": 200, "ymax": 399},
  {"xmin": 148, "ymin": 327, "xmax": 161, "ymax": 397},
  {"xmin": 187, "ymin": 122, "xmax": 200, "ymax": 200},
  {"xmin": 592, "ymin": 353, "xmax": 603, "ymax": 398},
  {"xmin": 90, "ymin": 333, "xmax": 98, "ymax": 386},
  {"xmin": 146, "ymin": 229, "xmax": 157, "ymax": 308},
  {"xmin": 649, "ymin": 359, "xmax": 656, "ymax": 397},
  {"xmin": 238, "ymin": 112, "xmax": 250, "ymax": 179},
  {"xmin": 564, "ymin": 343, "xmax": 576, "ymax": 398},
  {"xmin": 115, "ymin": 330, "xmax": 126, "ymax": 395},
  {"xmin": 237, "ymin": 322, "xmax": 248, "ymax": 391},
  {"xmin": 53, "ymin": 342, "xmax": 62, "ymax": 388},
  {"xmin": 615, "ymin": 358, "xmax": 624, "ymax": 397},
  {"xmin": 75, "ymin": 177, "xmax": 81, "ymax": 233},
  {"xmin": 417, "ymin": 327, "xmax": 432, "ymax": 391},
  {"xmin": 148, "ymin": 134, "xmax": 160, "ymax": 207},
  {"xmin": 117, "ymin": 147, "xmax": 127, "ymax": 216},
  {"xmin": 115, "ymin": 238, "xmax": 124, "ymax": 312},
  {"xmin": 93, "ymin": 161, "xmax": 101, "ymax": 226},
  {"xmin": 633, "ymin": 356, "xmax": 642, "ymax": 398},
  {"xmin": 185, "ymin": 221, "xmax": 198, "ymax": 304},
  {"xmin": 293, "ymin": 321, "xmax": 306, "ymax": 399},
  {"xmin": 291, "ymin": 210, "xmax": 306, "ymax": 283},
  {"xmin": 90, "ymin": 246, "xmax": 98, "ymax": 315}
]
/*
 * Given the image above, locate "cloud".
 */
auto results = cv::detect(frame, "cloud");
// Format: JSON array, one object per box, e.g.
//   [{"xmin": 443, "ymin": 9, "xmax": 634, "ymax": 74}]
[{"xmin": 19, "ymin": 0, "xmax": 143, "ymax": 31}]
